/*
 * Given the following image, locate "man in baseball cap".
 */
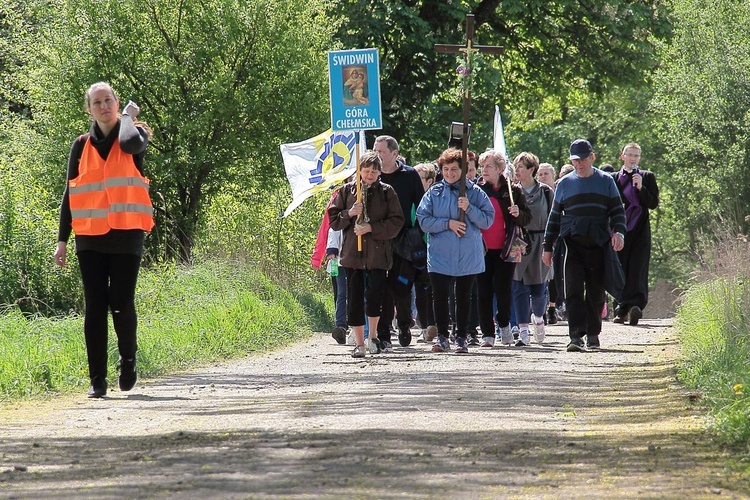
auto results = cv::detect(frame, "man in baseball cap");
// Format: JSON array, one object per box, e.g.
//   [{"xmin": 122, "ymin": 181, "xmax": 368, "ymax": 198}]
[
  {"xmin": 568, "ymin": 139, "xmax": 594, "ymax": 160},
  {"xmin": 542, "ymin": 138, "xmax": 626, "ymax": 352}
]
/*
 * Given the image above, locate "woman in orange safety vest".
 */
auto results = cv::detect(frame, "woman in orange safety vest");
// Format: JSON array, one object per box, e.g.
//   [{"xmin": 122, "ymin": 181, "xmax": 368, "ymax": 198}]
[{"xmin": 54, "ymin": 82, "xmax": 154, "ymax": 399}]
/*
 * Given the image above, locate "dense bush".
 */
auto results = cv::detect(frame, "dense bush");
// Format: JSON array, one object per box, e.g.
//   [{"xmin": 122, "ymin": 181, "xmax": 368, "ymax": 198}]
[
  {"xmin": 0, "ymin": 118, "xmax": 82, "ymax": 314},
  {"xmin": 194, "ymin": 182, "xmax": 332, "ymax": 294}
]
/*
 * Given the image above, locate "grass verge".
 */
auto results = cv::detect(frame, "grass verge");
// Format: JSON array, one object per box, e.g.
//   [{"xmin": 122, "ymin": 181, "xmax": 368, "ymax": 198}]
[
  {"xmin": 0, "ymin": 260, "xmax": 332, "ymax": 401},
  {"xmin": 676, "ymin": 276, "xmax": 750, "ymax": 452}
]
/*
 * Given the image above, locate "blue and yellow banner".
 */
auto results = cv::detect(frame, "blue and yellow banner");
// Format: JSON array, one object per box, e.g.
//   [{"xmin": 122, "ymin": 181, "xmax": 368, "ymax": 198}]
[{"xmin": 280, "ymin": 129, "xmax": 366, "ymax": 217}]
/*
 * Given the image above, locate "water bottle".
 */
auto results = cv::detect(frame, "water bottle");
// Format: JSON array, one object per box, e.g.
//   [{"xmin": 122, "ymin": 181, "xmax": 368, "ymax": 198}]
[{"xmin": 330, "ymin": 257, "xmax": 339, "ymax": 277}]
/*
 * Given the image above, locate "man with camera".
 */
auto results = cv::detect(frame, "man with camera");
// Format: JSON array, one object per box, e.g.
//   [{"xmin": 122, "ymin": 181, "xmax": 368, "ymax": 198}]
[{"xmin": 612, "ymin": 142, "xmax": 660, "ymax": 326}]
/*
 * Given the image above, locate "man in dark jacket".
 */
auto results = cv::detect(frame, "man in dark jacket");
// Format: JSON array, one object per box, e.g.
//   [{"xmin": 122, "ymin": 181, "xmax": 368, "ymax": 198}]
[
  {"xmin": 542, "ymin": 139, "xmax": 626, "ymax": 352},
  {"xmin": 372, "ymin": 135, "xmax": 425, "ymax": 351},
  {"xmin": 612, "ymin": 142, "xmax": 660, "ymax": 326}
]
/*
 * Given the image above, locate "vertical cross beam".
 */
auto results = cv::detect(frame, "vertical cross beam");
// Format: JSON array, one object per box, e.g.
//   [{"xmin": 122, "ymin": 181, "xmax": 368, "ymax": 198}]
[{"xmin": 435, "ymin": 14, "xmax": 503, "ymax": 221}]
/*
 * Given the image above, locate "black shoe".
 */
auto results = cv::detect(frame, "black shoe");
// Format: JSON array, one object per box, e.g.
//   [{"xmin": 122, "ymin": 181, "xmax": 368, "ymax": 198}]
[
  {"xmin": 88, "ymin": 376, "xmax": 107, "ymax": 398},
  {"xmin": 468, "ymin": 335, "xmax": 480, "ymax": 346},
  {"xmin": 332, "ymin": 326, "xmax": 347, "ymax": 344},
  {"xmin": 547, "ymin": 307, "xmax": 558, "ymax": 325},
  {"xmin": 629, "ymin": 306, "xmax": 642, "ymax": 326},
  {"xmin": 118, "ymin": 357, "xmax": 137, "ymax": 392},
  {"xmin": 398, "ymin": 327, "xmax": 412, "ymax": 347},
  {"xmin": 613, "ymin": 305, "xmax": 628, "ymax": 323},
  {"xmin": 586, "ymin": 335, "xmax": 600, "ymax": 350},
  {"xmin": 566, "ymin": 338, "xmax": 585, "ymax": 352}
]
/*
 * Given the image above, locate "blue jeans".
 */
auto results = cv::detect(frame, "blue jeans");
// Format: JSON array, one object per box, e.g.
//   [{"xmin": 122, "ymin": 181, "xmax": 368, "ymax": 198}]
[
  {"xmin": 333, "ymin": 270, "xmax": 347, "ymax": 328},
  {"xmin": 512, "ymin": 280, "xmax": 548, "ymax": 325}
]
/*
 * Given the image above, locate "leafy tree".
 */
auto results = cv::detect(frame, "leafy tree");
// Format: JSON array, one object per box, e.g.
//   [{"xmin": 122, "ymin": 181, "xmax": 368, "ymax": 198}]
[
  {"xmin": 333, "ymin": 0, "xmax": 672, "ymax": 162},
  {"xmin": 20, "ymin": 0, "xmax": 335, "ymax": 262},
  {"xmin": 651, "ymin": 0, "xmax": 750, "ymax": 276}
]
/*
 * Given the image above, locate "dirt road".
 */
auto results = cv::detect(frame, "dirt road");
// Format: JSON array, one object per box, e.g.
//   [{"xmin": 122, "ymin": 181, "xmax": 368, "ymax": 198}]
[{"xmin": 1, "ymin": 318, "xmax": 748, "ymax": 498}]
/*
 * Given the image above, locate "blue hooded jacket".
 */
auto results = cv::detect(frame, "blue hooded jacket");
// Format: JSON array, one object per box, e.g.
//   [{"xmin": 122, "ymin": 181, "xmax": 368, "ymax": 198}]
[{"xmin": 417, "ymin": 179, "xmax": 495, "ymax": 276}]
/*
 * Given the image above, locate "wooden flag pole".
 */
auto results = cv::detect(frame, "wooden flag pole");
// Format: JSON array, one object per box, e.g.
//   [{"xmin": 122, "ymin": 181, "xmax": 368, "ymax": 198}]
[
  {"xmin": 506, "ymin": 174, "xmax": 515, "ymax": 206},
  {"xmin": 355, "ymin": 137, "xmax": 362, "ymax": 252}
]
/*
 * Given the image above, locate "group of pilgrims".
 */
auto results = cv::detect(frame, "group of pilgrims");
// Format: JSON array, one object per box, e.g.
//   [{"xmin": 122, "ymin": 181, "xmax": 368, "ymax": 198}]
[{"xmin": 314, "ymin": 135, "xmax": 659, "ymax": 358}]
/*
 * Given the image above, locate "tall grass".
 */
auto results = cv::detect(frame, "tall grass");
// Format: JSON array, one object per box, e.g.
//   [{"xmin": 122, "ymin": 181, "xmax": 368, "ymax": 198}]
[
  {"xmin": 0, "ymin": 259, "xmax": 332, "ymax": 401},
  {"xmin": 675, "ymin": 221, "xmax": 750, "ymax": 449}
]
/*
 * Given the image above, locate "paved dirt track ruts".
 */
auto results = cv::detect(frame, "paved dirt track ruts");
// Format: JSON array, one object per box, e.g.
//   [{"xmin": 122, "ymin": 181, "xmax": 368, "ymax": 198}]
[{"xmin": 1, "ymin": 318, "xmax": 749, "ymax": 499}]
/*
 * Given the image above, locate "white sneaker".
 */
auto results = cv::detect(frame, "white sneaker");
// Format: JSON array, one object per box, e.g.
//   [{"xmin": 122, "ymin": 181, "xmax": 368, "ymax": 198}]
[
  {"xmin": 366, "ymin": 337, "xmax": 380, "ymax": 354},
  {"xmin": 346, "ymin": 331, "xmax": 356, "ymax": 346},
  {"xmin": 425, "ymin": 325, "xmax": 438, "ymax": 341},
  {"xmin": 417, "ymin": 329, "xmax": 428, "ymax": 343},
  {"xmin": 532, "ymin": 314, "xmax": 545, "ymax": 343},
  {"xmin": 481, "ymin": 336, "xmax": 495, "ymax": 347},
  {"xmin": 515, "ymin": 328, "xmax": 530, "ymax": 347},
  {"xmin": 499, "ymin": 326, "xmax": 513, "ymax": 345}
]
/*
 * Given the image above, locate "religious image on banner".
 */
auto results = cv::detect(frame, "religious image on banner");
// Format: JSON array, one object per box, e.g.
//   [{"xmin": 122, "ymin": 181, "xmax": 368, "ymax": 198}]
[
  {"xmin": 328, "ymin": 48, "xmax": 382, "ymax": 131},
  {"xmin": 342, "ymin": 66, "xmax": 369, "ymax": 106},
  {"xmin": 280, "ymin": 129, "xmax": 366, "ymax": 217}
]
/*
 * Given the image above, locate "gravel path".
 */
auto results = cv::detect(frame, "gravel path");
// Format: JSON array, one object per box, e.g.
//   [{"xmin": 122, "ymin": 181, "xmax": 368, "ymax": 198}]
[{"xmin": 1, "ymin": 318, "xmax": 748, "ymax": 499}]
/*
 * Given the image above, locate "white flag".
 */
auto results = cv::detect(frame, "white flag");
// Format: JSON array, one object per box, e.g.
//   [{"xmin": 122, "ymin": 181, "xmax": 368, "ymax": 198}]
[
  {"xmin": 493, "ymin": 105, "xmax": 508, "ymax": 161},
  {"xmin": 280, "ymin": 129, "xmax": 366, "ymax": 217}
]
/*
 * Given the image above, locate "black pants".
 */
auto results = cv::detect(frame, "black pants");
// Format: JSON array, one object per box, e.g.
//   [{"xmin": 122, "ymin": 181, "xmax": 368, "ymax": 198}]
[
  {"xmin": 413, "ymin": 267, "xmax": 434, "ymax": 329},
  {"xmin": 78, "ymin": 251, "xmax": 141, "ymax": 380},
  {"xmin": 345, "ymin": 267, "xmax": 387, "ymax": 328},
  {"xmin": 430, "ymin": 272, "xmax": 475, "ymax": 339},
  {"xmin": 617, "ymin": 222, "xmax": 651, "ymax": 312},
  {"xmin": 560, "ymin": 239, "xmax": 605, "ymax": 339},
  {"xmin": 377, "ymin": 253, "xmax": 414, "ymax": 342},
  {"xmin": 476, "ymin": 249, "xmax": 516, "ymax": 337}
]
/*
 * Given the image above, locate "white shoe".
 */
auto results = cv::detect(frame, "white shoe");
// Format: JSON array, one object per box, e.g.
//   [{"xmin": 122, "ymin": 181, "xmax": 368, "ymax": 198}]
[
  {"xmin": 366, "ymin": 338, "xmax": 380, "ymax": 354},
  {"xmin": 425, "ymin": 325, "xmax": 438, "ymax": 341},
  {"xmin": 346, "ymin": 331, "xmax": 356, "ymax": 346},
  {"xmin": 515, "ymin": 328, "xmax": 530, "ymax": 347},
  {"xmin": 499, "ymin": 326, "xmax": 513, "ymax": 345},
  {"xmin": 417, "ymin": 329, "xmax": 428, "ymax": 343},
  {"xmin": 481, "ymin": 336, "xmax": 495, "ymax": 347},
  {"xmin": 532, "ymin": 314, "xmax": 545, "ymax": 343}
]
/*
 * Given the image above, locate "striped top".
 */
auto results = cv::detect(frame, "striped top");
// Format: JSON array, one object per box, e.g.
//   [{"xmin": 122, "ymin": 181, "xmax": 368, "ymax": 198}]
[{"xmin": 543, "ymin": 169, "xmax": 626, "ymax": 251}]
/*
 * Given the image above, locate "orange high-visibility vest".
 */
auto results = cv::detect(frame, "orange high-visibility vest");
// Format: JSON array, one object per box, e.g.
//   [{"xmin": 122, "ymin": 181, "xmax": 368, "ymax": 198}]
[{"xmin": 69, "ymin": 137, "xmax": 154, "ymax": 235}]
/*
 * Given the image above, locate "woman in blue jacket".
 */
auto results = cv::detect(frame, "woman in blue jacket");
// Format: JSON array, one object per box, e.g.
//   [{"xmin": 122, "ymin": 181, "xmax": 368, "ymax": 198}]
[{"xmin": 417, "ymin": 148, "xmax": 494, "ymax": 353}]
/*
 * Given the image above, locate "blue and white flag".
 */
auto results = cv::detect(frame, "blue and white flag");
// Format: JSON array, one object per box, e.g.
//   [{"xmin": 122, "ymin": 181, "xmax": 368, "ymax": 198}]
[{"xmin": 280, "ymin": 129, "xmax": 366, "ymax": 217}]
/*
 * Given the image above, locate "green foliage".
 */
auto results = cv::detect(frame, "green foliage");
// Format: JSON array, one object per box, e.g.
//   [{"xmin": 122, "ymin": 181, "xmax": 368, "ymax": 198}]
[
  {"xmin": 676, "ymin": 225, "xmax": 750, "ymax": 448},
  {"xmin": 0, "ymin": 260, "xmax": 332, "ymax": 401},
  {"xmin": 195, "ymin": 181, "xmax": 333, "ymax": 293},
  {"xmin": 651, "ymin": 0, "xmax": 750, "ymax": 279},
  {"xmin": 0, "ymin": 116, "xmax": 82, "ymax": 314},
  {"xmin": 334, "ymin": 0, "xmax": 672, "ymax": 162},
  {"xmin": 676, "ymin": 276, "xmax": 750, "ymax": 448},
  {"xmin": 20, "ymin": 0, "xmax": 336, "ymax": 261}
]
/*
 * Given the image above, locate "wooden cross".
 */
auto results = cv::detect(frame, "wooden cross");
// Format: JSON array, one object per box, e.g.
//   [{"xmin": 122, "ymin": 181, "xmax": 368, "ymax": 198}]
[{"xmin": 435, "ymin": 14, "xmax": 503, "ymax": 221}]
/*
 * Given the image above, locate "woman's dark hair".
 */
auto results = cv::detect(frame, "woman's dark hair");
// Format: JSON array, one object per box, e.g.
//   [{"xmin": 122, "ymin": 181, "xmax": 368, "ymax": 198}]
[
  {"xmin": 513, "ymin": 151, "xmax": 540, "ymax": 177},
  {"xmin": 359, "ymin": 150, "xmax": 382, "ymax": 171}
]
